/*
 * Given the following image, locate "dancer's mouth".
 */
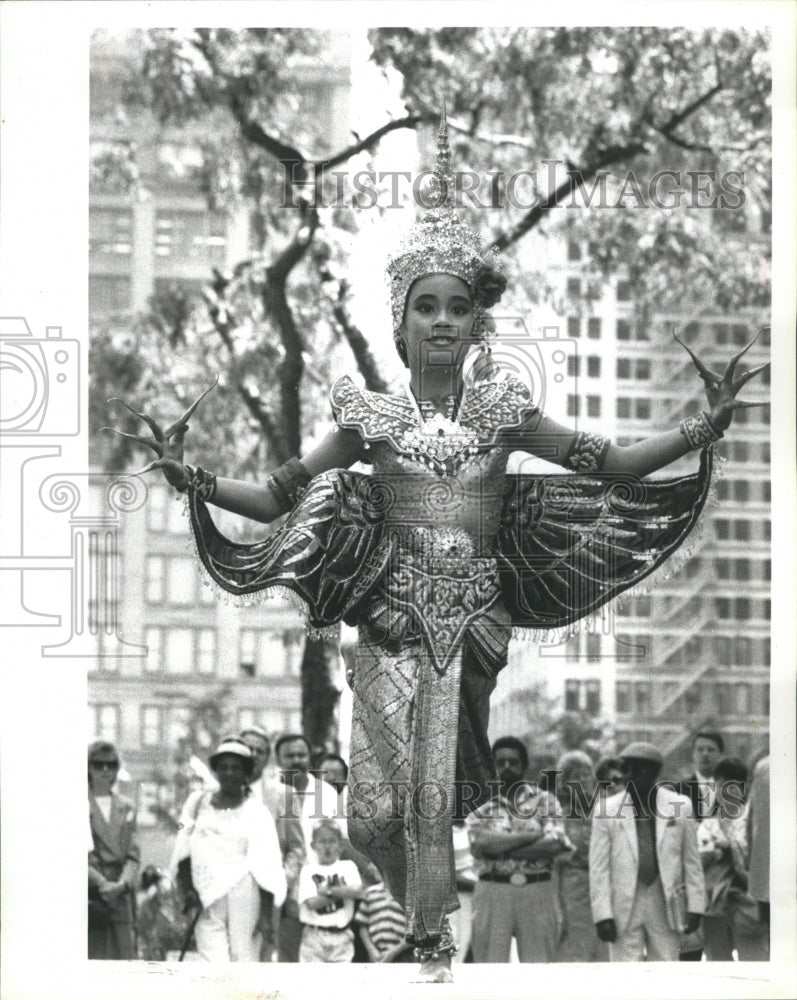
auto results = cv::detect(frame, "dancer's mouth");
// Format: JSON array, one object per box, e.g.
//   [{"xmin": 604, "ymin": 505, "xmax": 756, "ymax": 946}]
[{"xmin": 428, "ymin": 331, "xmax": 457, "ymax": 346}]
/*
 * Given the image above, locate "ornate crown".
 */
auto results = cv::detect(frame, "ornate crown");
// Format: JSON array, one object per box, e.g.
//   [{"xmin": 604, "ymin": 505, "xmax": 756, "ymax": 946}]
[{"xmin": 385, "ymin": 107, "xmax": 499, "ymax": 337}]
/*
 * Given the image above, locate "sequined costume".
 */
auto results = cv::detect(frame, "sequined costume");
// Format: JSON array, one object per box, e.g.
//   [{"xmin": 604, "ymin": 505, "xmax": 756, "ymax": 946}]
[{"xmin": 186, "ymin": 369, "xmax": 713, "ymax": 944}]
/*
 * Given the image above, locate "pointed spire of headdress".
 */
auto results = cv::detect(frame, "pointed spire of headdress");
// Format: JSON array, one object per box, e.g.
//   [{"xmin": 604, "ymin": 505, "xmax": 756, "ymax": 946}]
[{"xmin": 431, "ymin": 100, "xmax": 455, "ymax": 214}]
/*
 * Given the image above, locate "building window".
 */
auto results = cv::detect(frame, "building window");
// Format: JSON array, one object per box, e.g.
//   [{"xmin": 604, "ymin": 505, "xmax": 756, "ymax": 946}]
[
  {"xmin": 635, "ymin": 399, "xmax": 651, "ymax": 420},
  {"xmin": 715, "ymin": 598, "xmax": 730, "ymax": 619},
  {"xmin": 735, "ymin": 598, "xmax": 751, "ymax": 620},
  {"xmin": 616, "ymin": 319, "xmax": 631, "ymax": 341},
  {"xmin": 734, "ymin": 520, "xmax": 751, "ymax": 541},
  {"xmin": 146, "ymin": 556, "xmax": 165, "ymax": 603},
  {"xmin": 144, "ymin": 626, "xmax": 163, "ymax": 672},
  {"xmin": 155, "ymin": 210, "xmax": 227, "ymax": 264},
  {"xmin": 615, "ymin": 682, "xmax": 631, "ymax": 714},
  {"xmin": 714, "ymin": 519, "xmax": 730, "ymax": 540},
  {"xmin": 567, "ymin": 316, "xmax": 580, "ymax": 339},
  {"xmin": 90, "ymin": 208, "xmax": 133, "ymax": 255},
  {"xmin": 586, "ymin": 396, "xmax": 601, "ymax": 418},
  {"xmin": 636, "ymin": 359, "xmax": 651, "ymax": 380},
  {"xmin": 585, "ymin": 680, "xmax": 601, "ymax": 715},
  {"xmin": 565, "ymin": 679, "xmax": 580, "ymax": 711},
  {"xmin": 587, "ymin": 356, "xmax": 601, "ymax": 378},
  {"xmin": 567, "ymin": 355, "xmax": 580, "ymax": 377},
  {"xmin": 735, "ymin": 636, "xmax": 753, "ymax": 665},
  {"xmin": 635, "ymin": 682, "xmax": 651, "ymax": 713},
  {"xmin": 616, "ymin": 280, "xmax": 632, "ymax": 302},
  {"xmin": 165, "ymin": 628, "xmax": 193, "ymax": 674},
  {"xmin": 567, "ymin": 278, "xmax": 581, "ymax": 299},
  {"xmin": 586, "ymin": 634, "xmax": 601, "ymax": 660},
  {"xmin": 239, "ymin": 629, "xmax": 291, "ymax": 677},
  {"xmin": 92, "ymin": 704, "xmax": 120, "ymax": 744},
  {"xmin": 197, "ymin": 628, "xmax": 216, "ymax": 675},
  {"xmin": 166, "ymin": 705, "xmax": 190, "ymax": 747},
  {"xmin": 141, "ymin": 706, "xmax": 161, "ymax": 747},
  {"xmin": 240, "ymin": 629, "xmax": 257, "ymax": 677},
  {"xmin": 587, "ymin": 317, "xmax": 601, "ymax": 339},
  {"xmin": 166, "ymin": 556, "xmax": 195, "ymax": 605},
  {"xmin": 567, "ymin": 395, "xmax": 580, "ymax": 417},
  {"xmin": 712, "ymin": 323, "xmax": 730, "ymax": 345},
  {"xmin": 567, "ymin": 238, "xmax": 582, "ymax": 261},
  {"xmin": 715, "ymin": 683, "xmax": 732, "ymax": 714},
  {"xmin": 617, "ymin": 398, "xmax": 631, "ymax": 419},
  {"xmin": 734, "ymin": 480, "xmax": 750, "ymax": 502},
  {"xmin": 617, "ymin": 358, "xmax": 631, "ymax": 379},
  {"xmin": 147, "ymin": 486, "xmax": 168, "ymax": 531},
  {"xmin": 683, "ymin": 684, "xmax": 701, "ymax": 714}
]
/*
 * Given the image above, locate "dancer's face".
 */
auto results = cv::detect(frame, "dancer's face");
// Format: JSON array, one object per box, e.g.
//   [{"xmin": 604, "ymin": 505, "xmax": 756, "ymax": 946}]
[{"xmin": 400, "ymin": 273, "xmax": 475, "ymax": 373}]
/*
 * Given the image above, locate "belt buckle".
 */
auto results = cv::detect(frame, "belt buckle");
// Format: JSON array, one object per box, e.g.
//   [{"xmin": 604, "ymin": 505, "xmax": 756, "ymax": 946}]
[{"xmin": 509, "ymin": 872, "xmax": 527, "ymax": 886}]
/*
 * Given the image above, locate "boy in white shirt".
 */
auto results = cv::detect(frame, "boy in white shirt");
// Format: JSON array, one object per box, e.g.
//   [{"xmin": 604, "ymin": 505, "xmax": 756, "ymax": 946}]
[{"xmin": 298, "ymin": 821, "xmax": 362, "ymax": 962}]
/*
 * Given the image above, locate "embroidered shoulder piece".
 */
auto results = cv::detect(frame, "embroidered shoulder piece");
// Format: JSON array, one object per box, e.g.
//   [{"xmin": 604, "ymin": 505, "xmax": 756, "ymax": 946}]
[
  {"xmin": 330, "ymin": 373, "xmax": 539, "ymax": 453},
  {"xmin": 330, "ymin": 374, "xmax": 416, "ymax": 451},
  {"xmin": 458, "ymin": 375, "xmax": 539, "ymax": 445}
]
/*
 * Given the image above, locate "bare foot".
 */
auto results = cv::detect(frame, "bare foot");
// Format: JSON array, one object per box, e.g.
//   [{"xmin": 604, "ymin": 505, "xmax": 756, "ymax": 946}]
[{"xmin": 413, "ymin": 953, "xmax": 453, "ymax": 983}]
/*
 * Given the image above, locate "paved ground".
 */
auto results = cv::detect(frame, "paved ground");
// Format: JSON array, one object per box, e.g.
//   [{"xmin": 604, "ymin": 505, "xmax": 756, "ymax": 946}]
[{"xmin": 11, "ymin": 959, "xmax": 782, "ymax": 1000}]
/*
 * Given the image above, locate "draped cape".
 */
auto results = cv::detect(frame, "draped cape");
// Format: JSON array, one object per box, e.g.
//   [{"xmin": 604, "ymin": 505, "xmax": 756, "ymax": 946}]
[{"xmin": 187, "ymin": 448, "xmax": 713, "ymax": 641}]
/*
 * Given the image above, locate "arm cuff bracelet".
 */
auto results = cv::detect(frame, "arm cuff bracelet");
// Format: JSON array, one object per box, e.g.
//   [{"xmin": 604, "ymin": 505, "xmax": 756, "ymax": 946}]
[
  {"xmin": 266, "ymin": 457, "xmax": 312, "ymax": 514},
  {"xmin": 185, "ymin": 465, "xmax": 217, "ymax": 503},
  {"xmin": 679, "ymin": 411, "xmax": 724, "ymax": 450},
  {"xmin": 564, "ymin": 431, "xmax": 610, "ymax": 473}
]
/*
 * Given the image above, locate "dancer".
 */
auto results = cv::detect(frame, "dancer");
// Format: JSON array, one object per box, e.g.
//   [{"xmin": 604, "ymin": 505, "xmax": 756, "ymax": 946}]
[{"xmin": 106, "ymin": 113, "xmax": 767, "ymax": 981}]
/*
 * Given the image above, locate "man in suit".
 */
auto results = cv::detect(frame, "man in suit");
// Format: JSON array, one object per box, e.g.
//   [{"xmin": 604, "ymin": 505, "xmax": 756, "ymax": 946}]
[
  {"xmin": 677, "ymin": 729, "xmax": 724, "ymax": 960},
  {"xmin": 589, "ymin": 741, "xmax": 705, "ymax": 961},
  {"xmin": 87, "ymin": 741, "xmax": 140, "ymax": 959},
  {"xmin": 679, "ymin": 730, "xmax": 725, "ymax": 820}
]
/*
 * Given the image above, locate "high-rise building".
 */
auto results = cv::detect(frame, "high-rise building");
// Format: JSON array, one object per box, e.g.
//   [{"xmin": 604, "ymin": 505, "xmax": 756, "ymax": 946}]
[
  {"xmin": 490, "ymin": 228, "xmax": 770, "ymax": 773},
  {"xmin": 87, "ymin": 30, "xmax": 353, "ymax": 825}
]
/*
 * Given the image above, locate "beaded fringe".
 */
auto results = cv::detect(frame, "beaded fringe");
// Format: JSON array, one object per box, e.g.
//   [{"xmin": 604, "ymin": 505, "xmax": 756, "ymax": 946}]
[
  {"xmin": 180, "ymin": 493, "xmax": 338, "ymax": 638},
  {"xmin": 510, "ymin": 451, "xmax": 725, "ymax": 645},
  {"xmin": 181, "ymin": 451, "xmax": 723, "ymax": 648}
]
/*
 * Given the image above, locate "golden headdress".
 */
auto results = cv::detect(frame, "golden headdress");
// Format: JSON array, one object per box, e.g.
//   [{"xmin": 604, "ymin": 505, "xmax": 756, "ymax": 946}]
[{"xmin": 385, "ymin": 107, "xmax": 503, "ymax": 338}]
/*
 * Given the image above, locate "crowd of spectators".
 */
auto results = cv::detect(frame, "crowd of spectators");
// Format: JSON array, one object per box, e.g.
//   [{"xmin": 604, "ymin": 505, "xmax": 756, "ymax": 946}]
[{"xmin": 88, "ymin": 726, "xmax": 769, "ymax": 964}]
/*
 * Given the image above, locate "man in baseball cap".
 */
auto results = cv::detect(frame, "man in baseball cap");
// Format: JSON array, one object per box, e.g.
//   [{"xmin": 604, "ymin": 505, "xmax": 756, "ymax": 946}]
[{"xmin": 589, "ymin": 739, "xmax": 705, "ymax": 961}]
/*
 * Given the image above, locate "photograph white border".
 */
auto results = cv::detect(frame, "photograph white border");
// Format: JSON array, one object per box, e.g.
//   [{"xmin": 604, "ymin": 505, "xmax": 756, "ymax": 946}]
[{"xmin": 1, "ymin": 3, "xmax": 794, "ymax": 998}]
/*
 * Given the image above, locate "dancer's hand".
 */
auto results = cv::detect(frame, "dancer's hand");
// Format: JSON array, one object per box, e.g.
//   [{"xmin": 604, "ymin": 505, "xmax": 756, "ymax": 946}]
[
  {"xmin": 674, "ymin": 330, "xmax": 769, "ymax": 432},
  {"xmin": 101, "ymin": 377, "xmax": 218, "ymax": 490}
]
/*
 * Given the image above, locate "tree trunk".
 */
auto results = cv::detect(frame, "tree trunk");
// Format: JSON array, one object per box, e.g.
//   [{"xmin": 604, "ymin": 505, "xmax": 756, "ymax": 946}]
[{"xmin": 300, "ymin": 634, "xmax": 341, "ymax": 750}]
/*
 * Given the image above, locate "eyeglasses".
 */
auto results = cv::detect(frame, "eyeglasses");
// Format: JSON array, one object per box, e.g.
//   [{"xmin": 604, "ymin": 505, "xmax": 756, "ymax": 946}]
[
  {"xmin": 90, "ymin": 761, "xmax": 119, "ymax": 771},
  {"xmin": 605, "ymin": 775, "xmax": 624, "ymax": 785}
]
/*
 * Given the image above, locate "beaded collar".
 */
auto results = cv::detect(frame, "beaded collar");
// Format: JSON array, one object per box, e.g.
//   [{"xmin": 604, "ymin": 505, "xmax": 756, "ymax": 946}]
[{"xmin": 330, "ymin": 373, "xmax": 538, "ymax": 475}]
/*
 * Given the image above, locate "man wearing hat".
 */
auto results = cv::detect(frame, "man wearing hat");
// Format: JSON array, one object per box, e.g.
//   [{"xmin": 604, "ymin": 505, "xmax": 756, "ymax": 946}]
[
  {"xmin": 87, "ymin": 741, "xmax": 140, "ymax": 959},
  {"xmin": 588, "ymin": 741, "xmax": 705, "ymax": 961}
]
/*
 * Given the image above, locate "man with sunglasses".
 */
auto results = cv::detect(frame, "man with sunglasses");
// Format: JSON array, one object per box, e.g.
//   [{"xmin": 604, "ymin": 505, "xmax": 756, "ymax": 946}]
[
  {"xmin": 88, "ymin": 741, "xmax": 140, "ymax": 959},
  {"xmin": 589, "ymin": 742, "xmax": 705, "ymax": 961}
]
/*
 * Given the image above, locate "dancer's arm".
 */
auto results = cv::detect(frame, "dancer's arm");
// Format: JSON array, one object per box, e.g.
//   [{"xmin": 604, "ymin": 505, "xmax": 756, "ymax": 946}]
[
  {"xmin": 211, "ymin": 428, "xmax": 364, "ymax": 523},
  {"xmin": 103, "ymin": 381, "xmax": 365, "ymax": 524},
  {"xmin": 516, "ymin": 334, "xmax": 768, "ymax": 477}
]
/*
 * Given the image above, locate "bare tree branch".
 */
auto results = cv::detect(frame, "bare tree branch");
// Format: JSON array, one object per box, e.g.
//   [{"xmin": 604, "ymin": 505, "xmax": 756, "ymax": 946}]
[
  {"xmin": 319, "ymin": 113, "xmax": 429, "ymax": 170},
  {"xmin": 658, "ymin": 82, "xmax": 724, "ymax": 136},
  {"xmin": 492, "ymin": 141, "xmax": 647, "ymax": 251},
  {"xmin": 317, "ymin": 268, "xmax": 390, "ymax": 394}
]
